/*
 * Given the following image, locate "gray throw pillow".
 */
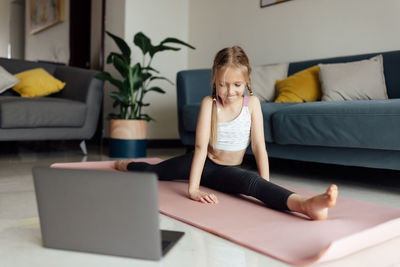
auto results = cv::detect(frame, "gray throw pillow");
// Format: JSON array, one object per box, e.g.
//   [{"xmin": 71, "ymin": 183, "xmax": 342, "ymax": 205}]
[
  {"xmin": 0, "ymin": 65, "xmax": 19, "ymax": 94},
  {"xmin": 319, "ymin": 55, "xmax": 388, "ymax": 101},
  {"xmin": 251, "ymin": 63, "xmax": 289, "ymax": 102}
]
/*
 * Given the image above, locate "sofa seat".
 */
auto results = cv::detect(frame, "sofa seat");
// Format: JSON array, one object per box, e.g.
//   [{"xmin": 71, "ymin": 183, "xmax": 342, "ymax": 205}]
[
  {"xmin": 272, "ymin": 99, "xmax": 400, "ymax": 150},
  {"xmin": 261, "ymin": 102, "xmax": 299, "ymax": 142},
  {"xmin": 0, "ymin": 96, "xmax": 87, "ymax": 128}
]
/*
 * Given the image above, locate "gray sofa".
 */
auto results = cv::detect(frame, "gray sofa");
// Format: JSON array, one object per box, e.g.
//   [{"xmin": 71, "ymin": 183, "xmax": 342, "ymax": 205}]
[
  {"xmin": 0, "ymin": 58, "xmax": 104, "ymax": 154},
  {"xmin": 176, "ymin": 50, "xmax": 400, "ymax": 170}
]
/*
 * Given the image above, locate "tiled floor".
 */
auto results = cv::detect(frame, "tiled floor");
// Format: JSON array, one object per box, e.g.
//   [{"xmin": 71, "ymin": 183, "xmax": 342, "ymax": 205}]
[{"xmin": 1, "ymin": 141, "xmax": 399, "ymax": 267}]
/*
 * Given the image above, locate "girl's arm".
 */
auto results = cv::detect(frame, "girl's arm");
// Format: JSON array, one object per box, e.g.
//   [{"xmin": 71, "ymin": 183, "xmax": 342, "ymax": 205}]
[
  {"xmin": 188, "ymin": 96, "xmax": 218, "ymax": 204},
  {"xmin": 249, "ymin": 96, "xmax": 270, "ymax": 181}
]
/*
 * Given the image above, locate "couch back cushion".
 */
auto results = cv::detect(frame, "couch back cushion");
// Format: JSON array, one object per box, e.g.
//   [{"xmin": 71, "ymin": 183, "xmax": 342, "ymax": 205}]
[
  {"xmin": 0, "ymin": 58, "xmax": 57, "ymax": 76},
  {"xmin": 288, "ymin": 50, "xmax": 400, "ymax": 99}
]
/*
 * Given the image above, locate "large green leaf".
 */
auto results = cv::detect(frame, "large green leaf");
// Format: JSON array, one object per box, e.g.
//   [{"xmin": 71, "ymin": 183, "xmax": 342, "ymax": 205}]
[
  {"xmin": 146, "ymin": 86, "xmax": 166, "ymax": 94},
  {"xmin": 139, "ymin": 114, "xmax": 153, "ymax": 121},
  {"xmin": 149, "ymin": 45, "xmax": 180, "ymax": 58},
  {"xmin": 106, "ymin": 52, "xmax": 126, "ymax": 64},
  {"xmin": 141, "ymin": 72, "xmax": 152, "ymax": 83},
  {"xmin": 131, "ymin": 63, "xmax": 143, "ymax": 90},
  {"xmin": 109, "ymin": 92, "xmax": 129, "ymax": 105},
  {"xmin": 106, "ymin": 31, "xmax": 131, "ymax": 64},
  {"xmin": 95, "ymin": 72, "xmax": 123, "ymax": 90},
  {"xmin": 107, "ymin": 113, "xmax": 123, "ymax": 120},
  {"xmin": 142, "ymin": 66, "xmax": 160, "ymax": 73},
  {"xmin": 134, "ymin": 32, "xmax": 152, "ymax": 56},
  {"xmin": 150, "ymin": 76, "xmax": 173, "ymax": 85},
  {"xmin": 113, "ymin": 55, "xmax": 130, "ymax": 77},
  {"xmin": 160, "ymin": 37, "xmax": 195, "ymax": 50}
]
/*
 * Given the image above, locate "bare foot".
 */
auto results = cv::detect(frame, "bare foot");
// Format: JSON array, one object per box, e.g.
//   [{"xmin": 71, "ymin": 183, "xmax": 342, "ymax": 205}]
[
  {"xmin": 303, "ymin": 184, "xmax": 338, "ymax": 220},
  {"xmin": 114, "ymin": 160, "xmax": 132, "ymax": 171}
]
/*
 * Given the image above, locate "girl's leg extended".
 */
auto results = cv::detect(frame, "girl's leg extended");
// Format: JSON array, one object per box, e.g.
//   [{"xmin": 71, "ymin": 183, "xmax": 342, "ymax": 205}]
[
  {"xmin": 201, "ymin": 167, "xmax": 294, "ymax": 211},
  {"xmin": 126, "ymin": 151, "xmax": 194, "ymax": 181},
  {"xmin": 202, "ymin": 166, "xmax": 338, "ymax": 220}
]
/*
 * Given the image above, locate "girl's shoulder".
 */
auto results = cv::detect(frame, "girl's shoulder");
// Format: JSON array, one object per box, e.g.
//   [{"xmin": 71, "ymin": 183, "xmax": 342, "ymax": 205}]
[
  {"xmin": 247, "ymin": 95, "xmax": 261, "ymax": 109},
  {"xmin": 201, "ymin": 95, "xmax": 213, "ymax": 105}
]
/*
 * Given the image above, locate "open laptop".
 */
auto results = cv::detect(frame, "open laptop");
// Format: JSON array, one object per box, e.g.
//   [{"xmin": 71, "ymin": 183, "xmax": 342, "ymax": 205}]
[{"xmin": 32, "ymin": 167, "xmax": 184, "ymax": 261}]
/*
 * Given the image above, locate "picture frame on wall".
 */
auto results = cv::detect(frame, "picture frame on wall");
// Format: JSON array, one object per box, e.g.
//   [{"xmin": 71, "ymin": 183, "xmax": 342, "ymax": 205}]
[
  {"xmin": 260, "ymin": 0, "xmax": 292, "ymax": 8},
  {"xmin": 30, "ymin": 0, "xmax": 65, "ymax": 34}
]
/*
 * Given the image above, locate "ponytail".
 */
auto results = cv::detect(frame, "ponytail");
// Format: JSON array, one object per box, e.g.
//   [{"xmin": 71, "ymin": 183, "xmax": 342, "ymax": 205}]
[{"xmin": 210, "ymin": 88, "xmax": 218, "ymax": 146}]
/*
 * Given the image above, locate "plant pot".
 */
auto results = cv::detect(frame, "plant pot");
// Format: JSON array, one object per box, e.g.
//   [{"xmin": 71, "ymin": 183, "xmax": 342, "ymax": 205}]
[{"xmin": 109, "ymin": 119, "xmax": 147, "ymax": 158}]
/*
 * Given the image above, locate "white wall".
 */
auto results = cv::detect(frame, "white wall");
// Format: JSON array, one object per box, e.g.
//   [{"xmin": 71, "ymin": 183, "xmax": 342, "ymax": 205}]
[
  {"xmin": 188, "ymin": 0, "xmax": 400, "ymax": 68},
  {"xmin": 103, "ymin": 0, "xmax": 190, "ymax": 139},
  {"xmin": 25, "ymin": 0, "xmax": 70, "ymax": 63},
  {"xmin": 0, "ymin": 0, "xmax": 11, "ymax": 58}
]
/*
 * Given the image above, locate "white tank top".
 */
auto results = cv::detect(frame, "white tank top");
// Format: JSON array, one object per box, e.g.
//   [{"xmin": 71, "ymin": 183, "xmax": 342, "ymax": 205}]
[{"xmin": 212, "ymin": 96, "xmax": 251, "ymax": 151}]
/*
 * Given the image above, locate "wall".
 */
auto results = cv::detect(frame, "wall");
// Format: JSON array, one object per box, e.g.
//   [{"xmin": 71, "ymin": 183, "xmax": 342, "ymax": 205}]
[
  {"xmin": 10, "ymin": 0, "xmax": 25, "ymax": 59},
  {"xmin": 90, "ymin": 0, "xmax": 103, "ymax": 70},
  {"xmin": 188, "ymin": 0, "xmax": 400, "ymax": 68},
  {"xmin": 103, "ymin": 0, "xmax": 125, "ymax": 137},
  {"xmin": 25, "ymin": 0, "xmax": 70, "ymax": 63},
  {"xmin": 103, "ymin": 0, "xmax": 190, "ymax": 139},
  {"xmin": 0, "ymin": 0, "xmax": 11, "ymax": 58}
]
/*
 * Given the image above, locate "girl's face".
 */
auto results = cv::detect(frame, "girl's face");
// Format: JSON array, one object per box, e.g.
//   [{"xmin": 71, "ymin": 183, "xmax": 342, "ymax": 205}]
[{"xmin": 216, "ymin": 67, "xmax": 247, "ymax": 104}]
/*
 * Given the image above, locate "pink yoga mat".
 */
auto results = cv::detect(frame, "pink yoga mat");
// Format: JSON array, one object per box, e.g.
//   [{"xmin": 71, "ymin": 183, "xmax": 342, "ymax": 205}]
[{"xmin": 51, "ymin": 160, "xmax": 400, "ymax": 266}]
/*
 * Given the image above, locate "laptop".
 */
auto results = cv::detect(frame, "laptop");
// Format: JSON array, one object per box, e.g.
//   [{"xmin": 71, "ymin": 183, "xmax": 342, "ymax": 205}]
[{"xmin": 32, "ymin": 167, "xmax": 184, "ymax": 260}]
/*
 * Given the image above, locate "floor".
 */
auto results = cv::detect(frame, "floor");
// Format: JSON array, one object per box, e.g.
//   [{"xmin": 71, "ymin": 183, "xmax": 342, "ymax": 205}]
[{"xmin": 1, "ymin": 141, "xmax": 399, "ymax": 267}]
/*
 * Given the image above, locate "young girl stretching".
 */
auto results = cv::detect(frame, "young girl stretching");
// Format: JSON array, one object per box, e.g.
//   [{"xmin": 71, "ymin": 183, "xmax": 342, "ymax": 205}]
[{"xmin": 115, "ymin": 46, "xmax": 338, "ymax": 220}]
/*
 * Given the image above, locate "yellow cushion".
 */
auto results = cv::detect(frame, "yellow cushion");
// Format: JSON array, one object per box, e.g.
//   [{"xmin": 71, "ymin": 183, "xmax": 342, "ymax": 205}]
[
  {"xmin": 13, "ymin": 68, "xmax": 65, "ymax": 97},
  {"xmin": 274, "ymin": 65, "xmax": 321, "ymax": 103}
]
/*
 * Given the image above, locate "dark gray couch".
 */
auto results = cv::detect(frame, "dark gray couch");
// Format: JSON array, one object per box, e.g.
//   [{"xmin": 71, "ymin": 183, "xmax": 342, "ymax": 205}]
[
  {"xmin": 0, "ymin": 58, "xmax": 104, "ymax": 154},
  {"xmin": 176, "ymin": 50, "xmax": 400, "ymax": 170}
]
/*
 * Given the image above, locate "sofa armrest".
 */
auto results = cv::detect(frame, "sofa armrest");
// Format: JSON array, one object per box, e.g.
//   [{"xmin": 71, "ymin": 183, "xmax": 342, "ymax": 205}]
[
  {"xmin": 53, "ymin": 66, "xmax": 103, "ymax": 103},
  {"xmin": 176, "ymin": 69, "xmax": 212, "ymax": 107}
]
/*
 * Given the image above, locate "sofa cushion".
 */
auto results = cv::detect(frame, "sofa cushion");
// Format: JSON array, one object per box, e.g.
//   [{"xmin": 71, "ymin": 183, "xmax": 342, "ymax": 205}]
[
  {"xmin": 0, "ymin": 66, "xmax": 19, "ymax": 94},
  {"xmin": 275, "ymin": 66, "xmax": 321, "ymax": 103},
  {"xmin": 0, "ymin": 96, "xmax": 87, "ymax": 128},
  {"xmin": 13, "ymin": 68, "xmax": 66, "ymax": 97},
  {"xmin": 319, "ymin": 55, "xmax": 388, "ymax": 101},
  {"xmin": 251, "ymin": 63, "xmax": 289, "ymax": 102},
  {"xmin": 260, "ymin": 102, "xmax": 299, "ymax": 142},
  {"xmin": 272, "ymin": 99, "xmax": 400, "ymax": 150}
]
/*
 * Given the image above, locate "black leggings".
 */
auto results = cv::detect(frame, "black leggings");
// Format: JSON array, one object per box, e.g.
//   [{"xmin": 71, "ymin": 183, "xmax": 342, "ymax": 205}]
[{"xmin": 127, "ymin": 152, "xmax": 294, "ymax": 211}]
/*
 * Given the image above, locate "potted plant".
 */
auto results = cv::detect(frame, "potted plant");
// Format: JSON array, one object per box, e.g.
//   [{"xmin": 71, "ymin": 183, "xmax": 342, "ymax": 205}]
[{"xmin": 96, "ymin": 31, "xmax": 195, "ymax": 158}]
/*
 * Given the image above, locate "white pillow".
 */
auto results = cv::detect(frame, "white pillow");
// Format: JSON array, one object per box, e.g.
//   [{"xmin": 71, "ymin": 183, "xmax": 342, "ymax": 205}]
[
  {"xmin": 319, "ymin": 55, "xmax": 388, "ymax": 101},
  {"xmin": 250, "ymin": 63, "xmax": 289, "ymax": 102},
  {"xmin": 0, "ymin": 66, "xmax": 19, "ymax": 94}
]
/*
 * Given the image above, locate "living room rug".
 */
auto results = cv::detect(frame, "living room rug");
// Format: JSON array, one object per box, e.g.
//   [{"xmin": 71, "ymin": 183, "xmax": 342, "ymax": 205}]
[{"xmin": 51, "ymin": 159, "xmax": 400, "ymax": 266}]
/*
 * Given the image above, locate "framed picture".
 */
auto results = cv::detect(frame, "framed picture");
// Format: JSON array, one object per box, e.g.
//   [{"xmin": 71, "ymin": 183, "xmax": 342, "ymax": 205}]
[
  {"xmin": 30, "ymin": 0, "xmax": 65, "ymax": 34},
  {"xmin": 260, "ymin": 0, "xmax": 292, "ymax": 8}
]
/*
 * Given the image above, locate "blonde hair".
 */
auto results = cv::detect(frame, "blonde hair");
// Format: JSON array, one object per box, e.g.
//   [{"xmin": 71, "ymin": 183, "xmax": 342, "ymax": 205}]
[{"xmin": 210, "ymin": 46, "xmax": 253, "ymax": 146}]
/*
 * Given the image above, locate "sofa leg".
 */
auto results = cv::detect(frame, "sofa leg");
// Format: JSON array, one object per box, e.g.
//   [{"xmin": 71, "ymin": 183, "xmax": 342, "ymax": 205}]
[{"xmin": 80, "ymin": 140, "xmax": 88, "ymax": 155}]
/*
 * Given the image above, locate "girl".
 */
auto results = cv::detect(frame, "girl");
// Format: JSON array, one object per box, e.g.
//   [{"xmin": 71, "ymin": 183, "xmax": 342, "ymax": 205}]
[{"xmin": 115, "ymin": 46, "xmax": 338, "ymax": 220}]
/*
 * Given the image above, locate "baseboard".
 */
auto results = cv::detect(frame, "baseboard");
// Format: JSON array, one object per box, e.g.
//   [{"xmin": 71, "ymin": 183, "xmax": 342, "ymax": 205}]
[{"xmin": 102, "ymin": 138, "xmax": 185, "ymax": 148}]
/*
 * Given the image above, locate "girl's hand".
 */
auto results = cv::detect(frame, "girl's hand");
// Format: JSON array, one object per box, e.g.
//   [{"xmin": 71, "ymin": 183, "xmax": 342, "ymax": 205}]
[
  {"xmin": 114, "ymin": 160, "xmax": 132, "ymax": 171},
  {"xmin": 189, "ymin": 189, "xmax": 218, "ymax": 204}
]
